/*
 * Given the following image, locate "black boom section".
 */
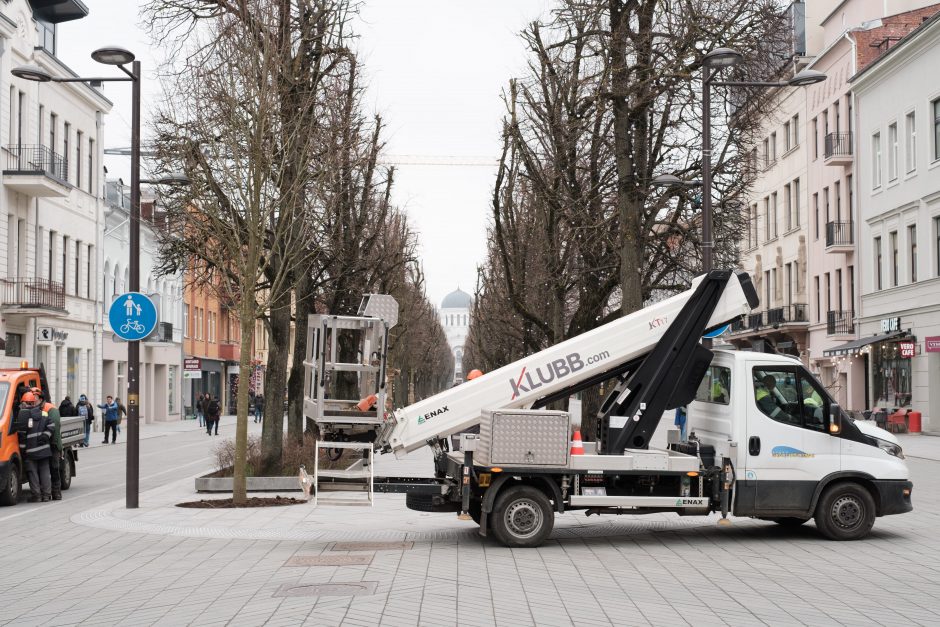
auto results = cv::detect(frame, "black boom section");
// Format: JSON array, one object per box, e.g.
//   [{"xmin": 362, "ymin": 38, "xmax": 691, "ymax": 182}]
[{"xmin": 603, "ymin": 270, "xmax": 738, "ymax": 454}]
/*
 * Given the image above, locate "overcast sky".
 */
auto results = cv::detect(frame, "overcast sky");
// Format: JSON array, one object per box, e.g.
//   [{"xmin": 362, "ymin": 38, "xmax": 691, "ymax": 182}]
[{"xmin": 59, "ymin": 0, "xmax": 552, "ymax": 309}]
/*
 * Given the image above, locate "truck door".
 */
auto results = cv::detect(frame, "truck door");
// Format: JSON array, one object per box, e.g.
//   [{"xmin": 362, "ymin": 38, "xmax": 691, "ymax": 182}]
[{"xmin": 743, "ymin": 364, "xmax": 840, "ymax": 514}]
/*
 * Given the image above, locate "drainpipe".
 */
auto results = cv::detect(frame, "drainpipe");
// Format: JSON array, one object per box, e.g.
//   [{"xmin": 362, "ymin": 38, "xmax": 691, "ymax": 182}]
[{"xmin": 843, "ymin": 32, "xmax": 858, "ymax": 321}]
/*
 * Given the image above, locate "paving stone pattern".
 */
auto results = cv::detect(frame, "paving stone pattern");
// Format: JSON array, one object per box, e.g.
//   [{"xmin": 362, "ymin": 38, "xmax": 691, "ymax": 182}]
[{"xmin": 0, "ymin": 422, "xmax": 938, "ymax": 626}]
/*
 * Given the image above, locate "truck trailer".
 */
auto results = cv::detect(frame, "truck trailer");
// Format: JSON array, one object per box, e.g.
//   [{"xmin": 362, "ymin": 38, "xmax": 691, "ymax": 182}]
[{"xmin": 303, "ymin": 270, "xmax": 912, "ymax": 547}]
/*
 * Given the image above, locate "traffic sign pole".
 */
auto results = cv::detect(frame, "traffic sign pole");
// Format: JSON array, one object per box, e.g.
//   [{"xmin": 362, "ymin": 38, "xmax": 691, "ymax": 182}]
[{"xmin": 128, "ymin": 60, "xmax": 141, "ymax": 510}]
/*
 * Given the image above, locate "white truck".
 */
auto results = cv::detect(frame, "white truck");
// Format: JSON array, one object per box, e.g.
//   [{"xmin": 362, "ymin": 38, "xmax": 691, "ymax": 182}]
[{"xmin": 304, "ymin": 270, "xmax": 913, "ymax": 547}]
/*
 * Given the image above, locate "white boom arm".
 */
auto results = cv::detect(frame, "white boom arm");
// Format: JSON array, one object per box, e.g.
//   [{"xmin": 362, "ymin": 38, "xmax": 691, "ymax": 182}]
[{"xmin": 378, "ymin": 272, "xmax": 755, "ymax": 457}]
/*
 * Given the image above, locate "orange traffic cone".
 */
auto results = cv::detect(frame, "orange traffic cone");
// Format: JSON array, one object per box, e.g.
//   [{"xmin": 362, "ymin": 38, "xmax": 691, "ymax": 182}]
[{"xmin": 570, "ymin": 429, "xmax": 585, "ymax": 455}]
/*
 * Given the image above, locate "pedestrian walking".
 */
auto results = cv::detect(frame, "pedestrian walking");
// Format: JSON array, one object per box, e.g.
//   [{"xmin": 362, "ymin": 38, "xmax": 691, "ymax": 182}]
[
  {"xmin": 206, "ymin": 395, "xmax": 221, "ymax": 436},
  {"xmin": 33, "ymin": 388, "xmax": 63, "ymax": 500},
  {"xmin": 254, "ymin": 393, "xmax": 264, "ymax": 423},
  {"xmin": 77, "ymin": 394, "xmax": 94, "ymax": 448},
  {"xmin": 16, "ymin": 391, "xmax": 55, "ymax": 502},
  {"xmin": 115, "ymin": 397, "xmax": 127, "ymax": 435},
  {"xmin": 97, "ymin": 396, "xmax": 119, "ymax": 444},
  {"xmin": 196, "ymin": 393, "xmax": 206, "ymax": 428}
]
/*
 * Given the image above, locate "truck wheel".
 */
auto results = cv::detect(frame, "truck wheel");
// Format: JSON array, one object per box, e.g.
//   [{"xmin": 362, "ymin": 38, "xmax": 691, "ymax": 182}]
[
  {"xmin": 60, "ymin": 452, "xmax": 73, "ymax": 490},
  {"xmin": 0, "ymin": 464, "xmax": 21, "ymax": 506},
  {"xmin": 814, "ymin": 483, "xmax": 875, "ymax": 541},
  {"xmin": 491, "ymin": 485, "xmax": 553, "ymax": 548}
]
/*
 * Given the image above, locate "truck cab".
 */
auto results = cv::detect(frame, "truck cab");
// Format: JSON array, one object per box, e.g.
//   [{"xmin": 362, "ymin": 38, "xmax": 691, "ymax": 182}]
[{"xmin": 687, "ymin": 350, "xmax": 911, "ymax": 534}]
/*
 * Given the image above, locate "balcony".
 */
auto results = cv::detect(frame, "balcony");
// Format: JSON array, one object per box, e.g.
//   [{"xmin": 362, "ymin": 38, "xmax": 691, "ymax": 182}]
[
  {"xmin": 144, "ymin": 322, "xmax": 174, "ymax": 344},
  {"xmin": 824, "ymin": 132, "xmax": 853, "ymax": 166},
  {"xmin": 2, "ymin": 145, "xmax": 71, "ymax": 197},
  {"xmin": 730, "ymin": 304, "xmax": 808, "ymax": 335},
  {"xmin": 827, "ymin": 310, "xmax": 855, "ymax": 336},
  {"xmin": 219, "ymin": 341, "xmax": 240, "ymax": 362},
  {"xmin": 825, "ymin": 221, "xmax": 854, "ymax": 252},
  {"xmin": 0, "ymin": 278, "xmax": 68, "ymax": 316}
]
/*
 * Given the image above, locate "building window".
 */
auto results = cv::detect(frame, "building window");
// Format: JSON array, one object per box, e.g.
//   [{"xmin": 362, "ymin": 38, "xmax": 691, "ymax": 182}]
[
  {"xmin": 762, "ymin": 138, "xmax": 770, "ymax": 166},
  {"xmin": 792, "ymin": 114, "xmax": 799, "ymax": 147},
  {"xmin": 49, "ymin": 113, "xmax": 56, "ymax": 152},
  {"xmin": 933, "ymin": 98, "xmax": 940, "ymax": 161},
  {"xmin": 4, "ymin": 333, "xmax": 22, "ymax": 357},
  {"xmin": 62, "ymin": 236, "xmax": 68, "ymax": 291},
  {"xmin": 74, "ymin": 240, "xmax": 80, "ymax": 295},
  {"xmin": 814, "ymin": 275, "xmax": 820, "ymax": 323},
  {"xmin": 888, "ymin": 122, "xmax": 898, "ymax": 182},
  {"xmin": 936, "ymin": 217, "xmax": 940, "ymax": 277},
  {"xmin": 834, "ymin": 182, "xmax": 841, "ymax": 222},
  {"xmin": 48, "ymin": 231, "xmax": 55, "ymax": 282},
  {"xmin": 846, "ymin": 175, "xmax": 853, "ymax": 221},
  {"xmin": 872, "ymin": 341, "xmax": 911, "ymax": 406},
  {"xmin": 88, "ymin": 138, "xmax": 95, "ymax": 194},
  {"xmin": 890, "ymin": 231, "xmax": 898, "ymax": 287},
  {"xmin": 784, "ymin": 121, "xmax": 791, "ymax": 152},
  {"xmin": 836, "ymin": 269, "xmax": 843, "ymax": 311},
  {"xmin": 872, "ymin": 132, "xmax": 882, "ymax": 188},
  {"xmin": 905, "ymin": 111, "xmax": 916, "ymax": 173},
  {"xmin": 63, "ymin": 122, "xmax": 70, "ymax": 182},
  {"xmin": 784, "ymin": 184, "xmax": 792, "ymax": 231},
  {"xmin": 824, "ymin": 272, "xmax": 831, "ymax": 314},
  {"xmin": 909, "ymin": 224, "xmax": 917, "ymax": 283},
  {"xmin": 793, "ymin": 178, "xmax": 801, "ymax": 226},
  {"xmin": 848, "ymin": 265, "xmax": 855, "ymax": 311},
  {"xmin": 770, "ymin": 192, "xmax": 778, "ymax": 238},
  {"xmin": 168, "ymin": 366, "xmax": 177, "ymax": 414},
  {"xmin": 813, "ymin": 193, "xmax": 819, "ymax": 240},
  {"xmin": 823, "ymin": 187, "xmax": 830, "ymax": 225},
  {"xmin": 86, "ymin": 245, "xmax": 92, "ymax": 299},
  {"xmin": 875, "ymin": 237, "xmax": 882, "ymax": 290},
  {"xmin": 812, "ymin": 117, "xmax": 819, "ymax": 159},
  {"xmin": 769, "ymin": 132, "xmax": 777, "ymax": 163},
  {"xmin": 76, "ymin": 130, "xmax": 83, "ymax": 188},
  {"xmin": 184, "ymin": 305, "xmax": 189, "ymax": 338}
]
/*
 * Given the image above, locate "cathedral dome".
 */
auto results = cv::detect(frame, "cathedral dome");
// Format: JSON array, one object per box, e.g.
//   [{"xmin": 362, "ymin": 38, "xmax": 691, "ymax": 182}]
[{"xmin": 441, "ymin": 288, "xmax": 472, "ymax": 309}]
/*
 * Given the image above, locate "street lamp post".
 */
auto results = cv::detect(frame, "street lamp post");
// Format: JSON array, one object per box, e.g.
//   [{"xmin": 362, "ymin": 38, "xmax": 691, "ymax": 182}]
[
  {"xmin": 14, "ymin": 48, "xmax": 144, "ymax": 508},
  {"xmin": 653, "ymin": 48, "xmax": 826, "ymax": 273}
]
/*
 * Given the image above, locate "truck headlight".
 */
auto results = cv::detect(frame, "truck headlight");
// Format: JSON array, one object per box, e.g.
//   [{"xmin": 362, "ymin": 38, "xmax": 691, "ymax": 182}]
[{"xmin": 875, "ymin": 438, "xmax": 904, "ymax": 459}]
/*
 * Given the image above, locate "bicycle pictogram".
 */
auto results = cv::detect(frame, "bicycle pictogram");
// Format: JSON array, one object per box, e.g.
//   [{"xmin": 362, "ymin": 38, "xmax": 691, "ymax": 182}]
[{"xmin": 120, "ymin": 319, "xmax": 146, "ymax": 334}]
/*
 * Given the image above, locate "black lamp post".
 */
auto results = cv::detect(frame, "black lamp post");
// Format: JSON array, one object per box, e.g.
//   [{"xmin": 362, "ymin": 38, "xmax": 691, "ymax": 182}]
[
  {"xmin": 653, "ymin": 47, "xmax": 826, "ymax": 274},
  {"xmin": 14, "ymin": 47, "xmax": 145, "ymax": 509}
]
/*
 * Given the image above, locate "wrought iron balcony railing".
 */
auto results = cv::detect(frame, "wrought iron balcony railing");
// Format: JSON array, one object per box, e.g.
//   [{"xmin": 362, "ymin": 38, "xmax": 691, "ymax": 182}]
[
  {"xmin": 4, "ymin": 144, "xmax": 68, "ymax": 182},
  {"xmin": 827, "ymin": 310, "xmax": 855, "ymax": 335},
  {"xmin": 826, "ymin": 221, "xmax": 854, "ymax": 248},
  {"xmin": 824, "ymin": 132, "xmax": 853, "ymax": 159},
  {"xmin": 0, "ymin": 277, "xmax": 66, "ymax": 310}
]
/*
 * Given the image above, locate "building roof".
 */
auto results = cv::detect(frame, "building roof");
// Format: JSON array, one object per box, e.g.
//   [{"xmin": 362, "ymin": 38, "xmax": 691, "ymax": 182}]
[
  {"xmin": 849, "ymin": 6, "xmax": 940, "ymax": 83},
  {"xmin": 441, "ymin": 288, "xmax": 472, "ymax": 309}
]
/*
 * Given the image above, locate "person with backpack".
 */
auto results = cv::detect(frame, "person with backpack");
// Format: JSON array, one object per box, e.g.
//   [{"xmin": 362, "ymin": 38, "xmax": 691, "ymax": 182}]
[
  {"xmin": 77, "ymin": 394, "xmax": 95, "ymax": 448},
  {"xmin": 196, "ymin": 393, "xmax": 206, "ymax": 428},
  {"xmin": 58, "ymin": 396, "xmax": 76, "ymax": 417},
  {"xmin": 16, "ymin": 391, "xmax": 56, "ymax": 502},
  {"xmin": 253, "ymin": 393, "xmax": 264, "ymax": 424},
  {"xmin": 206, "ymin": 396, "xmax": 221, "ymax": 436}
]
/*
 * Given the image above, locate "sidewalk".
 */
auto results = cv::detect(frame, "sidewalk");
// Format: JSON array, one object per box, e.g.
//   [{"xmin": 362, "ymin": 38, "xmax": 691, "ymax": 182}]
[
  {"xmin": 896, "ymin": 431, "xmax": 940, "ymax": 461},
  {"xmin": 85, "ymin": 413, "xmax": 246, "ymax": 448}
]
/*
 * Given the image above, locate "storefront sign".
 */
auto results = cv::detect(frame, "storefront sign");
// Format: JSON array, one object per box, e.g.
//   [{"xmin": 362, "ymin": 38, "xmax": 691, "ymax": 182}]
[
  {"xmin": 881, "ymin": 317, "xmax": 901, "ymax": 332},
  {"xmin": 899, "ymin": 341, "xmax": 915, "ymax": 358},
  {"xmin": 183, "ymin": 370, "xmax": 202, "ymax": 380},
  {"xmin": 184, "ymin": 358, "xmax": 202, "ymax": 371},
  {"xmin": 926, "ymin": 336, "xmax": 940, "ymax": 353}
]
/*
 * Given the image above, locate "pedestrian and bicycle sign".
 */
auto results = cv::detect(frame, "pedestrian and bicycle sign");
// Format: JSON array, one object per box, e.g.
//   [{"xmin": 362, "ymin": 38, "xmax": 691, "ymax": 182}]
[{"xmin": 109, "ymin": 292, "xmax": 158, "ymax": 341}]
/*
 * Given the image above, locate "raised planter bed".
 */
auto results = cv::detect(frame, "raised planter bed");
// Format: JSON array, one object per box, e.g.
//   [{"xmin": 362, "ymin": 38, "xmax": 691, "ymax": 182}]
[{"xmin": 195, "ymin": 472, "xmax": 301, "ymax": 493}]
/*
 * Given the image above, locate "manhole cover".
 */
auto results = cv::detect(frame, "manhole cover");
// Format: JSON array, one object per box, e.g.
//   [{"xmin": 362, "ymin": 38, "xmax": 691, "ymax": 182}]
[
  {"xmin": 285, "ymin": 555, "xmax": 373, "ymax": 567},
  {"xmin": 273, "ymin": 581, "xmax": 378, "ymax": 598},
  {"xmin": 330, "ymin": 541, "xmax": 413, "ymax": 551}
]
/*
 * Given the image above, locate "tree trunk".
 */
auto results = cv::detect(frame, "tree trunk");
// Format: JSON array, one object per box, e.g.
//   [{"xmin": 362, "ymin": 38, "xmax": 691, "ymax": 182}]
[
  {"xmin": 287, "ymin": 272, "xmax": 315, "ymax": 444},
  {"xmin": 232, "ymin": 300, "xmax": 256, "ymax": 505},
  {"xmin": 261, "ymin": 287, "xmax": 291, "ymax": 471}
]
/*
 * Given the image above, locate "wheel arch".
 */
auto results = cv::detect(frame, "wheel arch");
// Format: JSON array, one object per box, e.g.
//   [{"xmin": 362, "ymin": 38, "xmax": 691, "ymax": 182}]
[
  {"xmin": 481, "ymin": 474, "xmax": 564, "ymax": 515},
  {"xmin": 810, "ymin": 472, "xmax": 882, "ymax": 516}
]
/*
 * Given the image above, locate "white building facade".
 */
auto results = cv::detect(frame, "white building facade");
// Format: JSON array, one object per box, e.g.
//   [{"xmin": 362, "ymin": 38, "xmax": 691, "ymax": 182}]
[
  {"xmin": 440, "ymin": 288, "xmax": 471, "ymax": 383},
  {"xmin": 850, "ymin": 12, "xmax": 940, "ymax": 431},
  {"xmin": 102, "ymin": 180, "xmax": 184, "ymax": 422},
  {"xmin": 0, "ymin": 0, "xmax": 109, "ymax": 407}
]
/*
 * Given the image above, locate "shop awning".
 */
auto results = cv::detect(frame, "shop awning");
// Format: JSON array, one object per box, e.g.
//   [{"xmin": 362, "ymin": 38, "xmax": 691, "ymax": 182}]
[{"xmin": 823, "ymin": 331, "xmax": 906, "ymax": 356}]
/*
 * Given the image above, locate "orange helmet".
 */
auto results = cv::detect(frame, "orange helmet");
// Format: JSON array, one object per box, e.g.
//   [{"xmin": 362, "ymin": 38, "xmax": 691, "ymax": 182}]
[
  {"xmin": 21, "ymin": 391, "xmax": 38, "ymax": 404},
  {"xmin": 467, "ymin": 369, "xmax": 484, "ymax": 380}
]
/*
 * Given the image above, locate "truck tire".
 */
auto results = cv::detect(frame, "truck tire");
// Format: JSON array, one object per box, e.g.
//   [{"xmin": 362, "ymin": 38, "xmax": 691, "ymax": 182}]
[
  {"xmin": 60, "ymin": 451, "xmax": 73, "ymax": 490},
  {"xmin": 814, "ymin": 482, "xmax": 876, "ymax": 541},
  {"xmin": 0, "ymin": 464, "xmax": 21, "ymax": 506},
  {"xmin": 491, "ymin": 485, "xmax": 554, "ymax": 548}
]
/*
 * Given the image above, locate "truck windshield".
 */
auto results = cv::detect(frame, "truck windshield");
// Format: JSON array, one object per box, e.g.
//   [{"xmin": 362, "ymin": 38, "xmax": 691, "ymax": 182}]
[{"xmin": 0, "ymin": 382, "xmax": 9, "ymax": 427}]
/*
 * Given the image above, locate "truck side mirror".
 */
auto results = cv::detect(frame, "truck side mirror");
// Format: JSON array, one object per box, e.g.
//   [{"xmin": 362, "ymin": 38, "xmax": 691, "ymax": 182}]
[{"xmin": 829, "ymin": 403, "xmax": 842, "ymax": 435}]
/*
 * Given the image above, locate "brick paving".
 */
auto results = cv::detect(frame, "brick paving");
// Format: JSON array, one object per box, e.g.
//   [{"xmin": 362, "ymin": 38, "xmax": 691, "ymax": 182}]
[{"xmin": 0, "ymin": 422, "xmax": 937, "ymax": 626}]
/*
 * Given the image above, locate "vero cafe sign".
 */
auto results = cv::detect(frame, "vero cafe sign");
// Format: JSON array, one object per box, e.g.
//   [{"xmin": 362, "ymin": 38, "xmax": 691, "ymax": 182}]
[{"xmin": 926, "ymin": 336, "xmax": 940, "ymax": 353}]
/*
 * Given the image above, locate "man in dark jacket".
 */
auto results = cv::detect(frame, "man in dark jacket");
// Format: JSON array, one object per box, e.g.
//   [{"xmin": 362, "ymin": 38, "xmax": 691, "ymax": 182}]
[
  {"xmin": 206, "ymin": 396, "xmax": 221, "ymax": 436},
  {"xmin": 17, "ymin": 391, "xmax": 56, "ymax": 502},
  {"xmin": 59, "ymin": 396, "xmax": 76, "ymax": 417},
  {"xmin": 33, "ymin": 388, "xmax": 64, "ymax": 500}
]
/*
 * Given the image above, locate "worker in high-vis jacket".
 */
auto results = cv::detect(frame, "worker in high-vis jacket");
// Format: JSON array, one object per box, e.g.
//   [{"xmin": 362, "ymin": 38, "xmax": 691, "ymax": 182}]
[
  {"xmin": 16, "ymin": 391, "xmax": 56, "ymax": 502},
  {"xmin": 802, "ymin": 380, "xmax": 825, "ymax": 425},
  {"xmin": 755, "ymin": 374, "xmax": 792, "ymax": 423}
]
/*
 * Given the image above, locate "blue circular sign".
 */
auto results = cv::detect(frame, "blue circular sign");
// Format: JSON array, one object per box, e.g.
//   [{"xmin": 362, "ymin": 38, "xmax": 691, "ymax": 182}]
[{"xmin": 109, "ymin": 292, "xmax": 158, "ymax": 341}]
